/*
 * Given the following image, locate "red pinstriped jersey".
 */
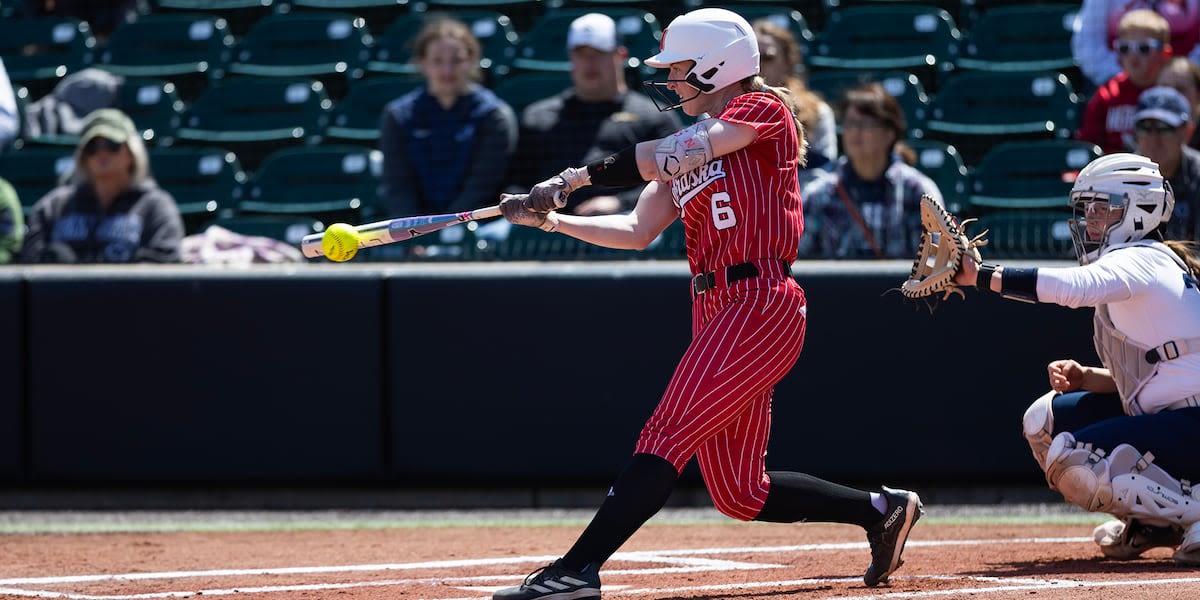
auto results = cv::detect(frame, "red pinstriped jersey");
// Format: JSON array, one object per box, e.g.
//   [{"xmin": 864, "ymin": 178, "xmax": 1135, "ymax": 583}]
[{"xmin": 669, "ymin": 92, "xmax": 803, "ymax": 275}]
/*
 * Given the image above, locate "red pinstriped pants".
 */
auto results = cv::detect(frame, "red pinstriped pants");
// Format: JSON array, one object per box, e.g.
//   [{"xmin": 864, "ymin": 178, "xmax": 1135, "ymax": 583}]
[{"xmin": 634, "ymin": 260, "xmax": 806, "ymax": 521}]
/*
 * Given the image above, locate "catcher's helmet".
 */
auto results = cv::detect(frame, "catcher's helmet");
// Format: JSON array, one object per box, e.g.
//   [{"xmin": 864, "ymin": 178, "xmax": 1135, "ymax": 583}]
[
  {"xmin": 642, "ymin": 8, "xmax": 759, "ymax": 111},
  {"xmin": 1067, "ymin": 152, "xmax": 1175, "ymax": 264}
]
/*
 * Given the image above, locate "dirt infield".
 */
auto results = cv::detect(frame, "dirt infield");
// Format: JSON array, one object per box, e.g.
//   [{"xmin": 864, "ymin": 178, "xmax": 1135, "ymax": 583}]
[{"xmin": 1, "ymin": 508, "xmax": 1198, "ymax": 599}]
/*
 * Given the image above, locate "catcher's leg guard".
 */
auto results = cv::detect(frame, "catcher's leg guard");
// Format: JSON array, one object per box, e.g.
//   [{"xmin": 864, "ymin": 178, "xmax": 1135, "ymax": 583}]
[
  {"xmin": 1107, "ymin": 444, "xmax": 1200, "ymax": 529},
  {"xmin": 1044, "ymin": 432, "xmax": 1114, "ymax": 510},
  {"xmin": 1175, "ymin": 523, "xmax": 1200, "ymax": 565},
  {"xmin": 1023, "ymin": 390, "xmax": 1057, "ymax": 470}
]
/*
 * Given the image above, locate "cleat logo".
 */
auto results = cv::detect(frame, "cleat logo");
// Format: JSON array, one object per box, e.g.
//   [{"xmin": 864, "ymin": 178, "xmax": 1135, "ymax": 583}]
[{"xmin": 883, "ymin": 506, "xmax": 903, "ymax": 529}]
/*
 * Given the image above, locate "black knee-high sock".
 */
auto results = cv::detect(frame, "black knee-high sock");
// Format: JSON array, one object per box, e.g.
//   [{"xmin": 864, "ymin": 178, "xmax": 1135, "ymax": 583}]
[
  {"xmin": 560, "ymin": 453, "xmax": 678, "ymax": 571},
  {"xmin": 754, "ymin": 471, "xmax": 881, "ymax": 527}
]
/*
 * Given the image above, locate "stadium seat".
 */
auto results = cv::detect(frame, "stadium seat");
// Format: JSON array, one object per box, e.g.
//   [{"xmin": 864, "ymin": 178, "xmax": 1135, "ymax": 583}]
[
  {"xmin": 967, "ymin": 140, "xmax": 1101, "ymax": 211},
  {"xmin": 173, "ymin": 78, "xmax": 333, "ymax": 171},
  {"xmin": 235, "ymin": 145, "xmax": 382, "ymax": 223},
  {"xmin": 954, "ymin": 5, "xmax": 1078, "ymax": 76},
  {"xmin": 149, "ymin": 147, "xmax": 246, "ymax": 234},
  {"xmin": 414, "ymin": 0, "xmax": 546, "ymax": 33},
  {"xmin": 511, "ymin": 8, "xmax": 662, "ymax": 82},
  {"xmin": 366, "ymin": 10, "xmax": 520, "ymax": 86},
  {"xmin": 975, "ymin": 209, "xmax": 1075, "ymax": 260},
  {"xmin": 716, "ymin": 4, "xmax": 814, "ymax": 49},
  {"xmin": 223, "ymin": 12, "xmax": 372, "ymax": 99},
  {"xmin": 209, "ymin": 214, "xmax": 325, "ymax": 246},
  {"xmin": 805, "ymin": 69, "xmax": 930, "ymax": 137},
  {"xmin": 152, "ymin": 0, "xmax": 279, "ymax": 37},
  {"xmin": 806, "ymin": 5, "xmax": 960, "ymax": 92},
  {"xmin": 117, "ymin": 78, "xmax": 185, "ymax": 147},
  {"xmin": 94, "ymin": 13, "xmax": 234, "ymax": 102},
  {"xmin": 906, "ymin": 139, "xmax": 969, "ymax": 214},
  {"xmin": 924, "ymin": 70, "xmax": 1082, "ymax": 166},
  {"xmin": 492, "ymin": 71, "xmax": 573, "ymax": 116},
  {"xmin": 0, "ymin": 17, "xmax": 96, "ymax": 99},
  {"xmin": 0, "ymin": 147, "xmax": 76, "ymax": 215},
  {"xmin": 279, "ymin": 0, "xmax": 411, "ymax": 34},
  {"xmin": 325, "ymin": 77, "xmax": 423, "ymax": 145},
  {"xmin": 680, "ymin": 0, "xmax": 828, "ymax": 32}
]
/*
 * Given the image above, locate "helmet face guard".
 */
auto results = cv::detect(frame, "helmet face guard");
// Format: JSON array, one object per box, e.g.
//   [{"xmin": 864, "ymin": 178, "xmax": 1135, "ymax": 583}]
[
  {"xmin": 642, "ymin": 76, "xmax": 705, "ymax": 112},
  {"xmin": 1068, "ymin": 190, "xmax": 1127, "ymax": 265}
]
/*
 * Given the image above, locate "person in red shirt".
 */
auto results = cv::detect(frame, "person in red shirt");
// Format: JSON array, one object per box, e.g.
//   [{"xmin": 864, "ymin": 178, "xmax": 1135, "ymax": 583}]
[
  {"xmin": 493, "ymin": 8, "xmax": 922, "ymax": 600},
  {"xmin": 1078, "ymin": 9, "xmax": 1174, "ymax": 153}
]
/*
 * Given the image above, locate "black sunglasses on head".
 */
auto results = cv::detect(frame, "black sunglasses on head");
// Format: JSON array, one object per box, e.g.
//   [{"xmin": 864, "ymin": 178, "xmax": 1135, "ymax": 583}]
[{"xmin": 83, "ymin": 137, "xmax": 124, "ymax": 155}]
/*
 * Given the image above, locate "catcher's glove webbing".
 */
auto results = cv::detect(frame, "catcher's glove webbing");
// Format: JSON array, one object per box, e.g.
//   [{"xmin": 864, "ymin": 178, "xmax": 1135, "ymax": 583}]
[{"xmin": 901, "ymin": 195, "xmax": 988, "ymax": 302}]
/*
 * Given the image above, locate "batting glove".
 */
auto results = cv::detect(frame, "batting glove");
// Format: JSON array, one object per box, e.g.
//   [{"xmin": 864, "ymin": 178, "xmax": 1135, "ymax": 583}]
[{"xmin": 500, "ymin": 194, "xmax": 559, "ymax": 232}]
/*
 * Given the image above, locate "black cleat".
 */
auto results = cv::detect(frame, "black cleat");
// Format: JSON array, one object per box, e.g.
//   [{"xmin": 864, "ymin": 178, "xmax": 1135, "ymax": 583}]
[
  {"xmin": 863, "ymin": 486, "xmax": 924, "ymax": 587},
  {"xmin": 493, "ymin": 559, "xmax": 601, "ymax": 600}
]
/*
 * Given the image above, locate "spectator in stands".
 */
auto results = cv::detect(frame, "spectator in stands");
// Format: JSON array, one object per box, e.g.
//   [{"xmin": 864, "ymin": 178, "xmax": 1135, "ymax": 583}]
[
  {"xmin": 0, "ymin": 177, "xmax": 21, "ymax": 263},
  {"xmin": 21, "ymin": 108, "xmax": 183, "ymax": 263},
  {"xmin": 1072, "ymin": 0, "xmax": 1200, "ymax": 91},
  {"xmin": 1133, "ymin": 86, "xmax": 1200, "ymax": 239},
  {"xmin": 505, "ymin": 13, "xmax": 682, "ymax": 216},
  {"xmin": 23, "ymin": 0, "xmax": 146, "ymax": 41},
  {"xmin": 379, "ymin": 17, "xmax": 518, "ymax": 217},
  {"xmin": 0, "ymin": 58, "xmax": 18, "ymax": 149},
  {"xmin": 1157, "ymin": 56, "xmax": 1200, "ymax": 150},
  {"xmin": 1077, "ymin": 9, "xmax": 1173, "ymax": 153},
  {"xmin": 798, "ymin": 83, "xmax": 942, "ymax": 259},
  {"xmin": 752, "ymin": 18, "xmax": 836, "ymax": 187}
]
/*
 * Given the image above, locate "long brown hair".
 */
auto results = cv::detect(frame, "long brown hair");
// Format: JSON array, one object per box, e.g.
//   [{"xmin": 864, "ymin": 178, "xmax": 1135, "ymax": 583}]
[
  {"xmin": 1164, "ymin": 240, "xmax": 1200, "ymax": 276},
  {"xmin": 411, "ymin": 16, "xmax": 483, "ymax": 83},
  {"xmin": 740, "ymin": 76, "xmax": 809, "ymax": 166},
  {"xmin": 751, "ymin": 19, "xmax": 824, "ymax": 137}
]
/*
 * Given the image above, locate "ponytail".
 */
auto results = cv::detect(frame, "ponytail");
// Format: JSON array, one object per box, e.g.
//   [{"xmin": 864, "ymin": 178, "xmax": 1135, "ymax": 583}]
[
  {"xmin": 745, "ymin": 76, "xmax": 809, "ymax": 166},
  {"xmin": 1163, "ymin": 240, "xmax": 1200, "ymax": 277}
]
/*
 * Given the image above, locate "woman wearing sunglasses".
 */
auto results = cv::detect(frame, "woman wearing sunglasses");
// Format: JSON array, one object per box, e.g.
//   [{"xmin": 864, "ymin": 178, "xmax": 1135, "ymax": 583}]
[
  {"xmin": 21, "ymin": 108, "xmax": 183, "ymax": 263},
  {"xmin": 1078, "ymin": 9, "xmax": 1175, "ymax": 154}
]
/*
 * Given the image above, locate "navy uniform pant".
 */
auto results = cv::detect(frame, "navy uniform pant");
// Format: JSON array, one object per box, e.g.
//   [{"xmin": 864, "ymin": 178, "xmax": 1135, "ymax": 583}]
[{"xmin": 1052, "ymin": 391, "xmax": 1200, "ymax": 482}]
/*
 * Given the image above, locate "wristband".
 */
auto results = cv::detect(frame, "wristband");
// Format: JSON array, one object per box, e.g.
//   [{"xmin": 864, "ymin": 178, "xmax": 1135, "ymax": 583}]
[
  {"xmin": 538, "ymin": 212, "xmax": 560, "ymax": 233},
  {"xmin": 975, "ymin": 262, "xmax": 999, "ymax": 290},
  {"xmin": 999, "ymin": 267, "xmax": 1039, "ymax": 303},
  {"xmin": 558, "ymin": 167, "xmax": 591, "ymax": 193}
]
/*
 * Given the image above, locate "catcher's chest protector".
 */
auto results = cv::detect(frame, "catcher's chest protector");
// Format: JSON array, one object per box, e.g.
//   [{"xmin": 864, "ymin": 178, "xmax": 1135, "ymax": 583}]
[{"xmin": 1093, "ymin": 305, "xmax": 1159, "ymax": 416}]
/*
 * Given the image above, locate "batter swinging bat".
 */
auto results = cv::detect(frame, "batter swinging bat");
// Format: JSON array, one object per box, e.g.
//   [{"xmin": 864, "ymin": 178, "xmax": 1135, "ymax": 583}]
[{"xmin": 300, "ymin": 204, "xmax": 502, "ymax": 259}]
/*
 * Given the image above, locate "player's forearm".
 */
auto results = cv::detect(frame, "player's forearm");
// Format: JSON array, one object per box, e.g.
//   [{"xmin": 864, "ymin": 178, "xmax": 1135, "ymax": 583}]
[{"xmin": 1080, "ymin": 366, "xmax": 1118, "ymax": 393}]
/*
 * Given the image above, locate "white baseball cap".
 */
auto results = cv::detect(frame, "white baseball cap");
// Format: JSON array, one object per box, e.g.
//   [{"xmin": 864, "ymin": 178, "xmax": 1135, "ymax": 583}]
[{"xmin": 567, "ymin": 13, "xmax": 617, "ymax": 52}]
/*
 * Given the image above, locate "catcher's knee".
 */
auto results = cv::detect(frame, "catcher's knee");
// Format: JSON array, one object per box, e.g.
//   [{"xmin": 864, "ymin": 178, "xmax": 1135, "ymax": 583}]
[
  {"xmin": 1044, "ymin": 432, "xmax": 1115, "ymax": 512},
  {"xmin": 1023, "ymin": 390, "xmax": 1057, "ymax": 470}
]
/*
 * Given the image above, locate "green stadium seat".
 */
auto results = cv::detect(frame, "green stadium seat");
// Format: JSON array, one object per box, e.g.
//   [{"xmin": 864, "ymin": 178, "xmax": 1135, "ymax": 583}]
[
  {"xmin": 280, "ymin": 0, "xmax": 411, "ymax": 34},
  {"xmin": 149, "ymin": 147, "xmax": 246, "ymax": 234},
  {"xmin": 173, "ymin": 78, "xmax": 333, "ymax": 171},
  {"xmin": 806, "ymin": 5, "xmax": 960, "ymax": 92},
  {"xmin": 511, "ymin": 8, "xmax": 662, "ymax": 82},
  {"xmin": 209, "ymin": 214, "xmax": 325, "ymax": 246},
  {"xmin": 805, "ymin": 69, "xmax": 929, "ymax": 137},
  {"xmin": 152, "ymin": 0, "xmax": 280, "ymax": 37},
  {"xmin": 366, "ymin": 10, "xmax": 520, "ymax": 85},
  {"xmin": 954, "ymin": 5, "xmax": 1078, "ymax": 76},
  {"xmin": 906, "ymin": 139, "xmax": 969, "ymax": 214},
  {"xmin": 235, "ymin": 145, "xmax": 382, "ymax": 223},
  {"xmin": 94, "ymin": 13, "xmax": 234, "ymax": 101},
  {"xmin": 0, "ymin": 147, "xmax": 76, "ymax": 216},
  {"xmin": 223, "ymin": 12, "xmax": 372, "ymax": 99},
  {"xmin": 968, "ymin": 140, "xmax": 1101, "ymax": 211},
  {"xmin": 924, "ymin": 70, "xmax": 1082, "ymax": 166},
  {"xmin": 976, "ymin": 210, "xmax": 1075, "ymax": 260},
  {"xmin": 325, "ymin": 77, "xmax": 423, "ymax": 145},
  {"xmin": 493, "ymin": 71, "xmax": 572, "ymax": 116},
  {"xmin": 0, "ymin": 17, "xmax": 96, "ymax": 99},
  {"xmin": 117, "ymin": 78, "xmax": 185, "ymax": 147}
]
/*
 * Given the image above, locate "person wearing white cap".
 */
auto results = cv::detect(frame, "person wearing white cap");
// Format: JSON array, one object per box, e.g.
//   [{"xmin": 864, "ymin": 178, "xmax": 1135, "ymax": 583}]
[
  {"xmin": 505, "ymin": 12, "xmax": 682, "ymax": 216},
  {"xmin": 493, "ymin": 8, "xmax": 922, "ymax": 599},
  {"xmin": 1133, "ymin": 85, "xmax": 1200, "ymax": 239},
  {"xmin": 21, "ymin": 108, "xmax": 183, "ymax": 263}
]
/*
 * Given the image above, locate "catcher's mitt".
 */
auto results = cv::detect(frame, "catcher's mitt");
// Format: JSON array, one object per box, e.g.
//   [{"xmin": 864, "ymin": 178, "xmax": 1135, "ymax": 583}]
[{"xmin": 900, "ymin": 195, "xmax": 988, "ymax": 302}]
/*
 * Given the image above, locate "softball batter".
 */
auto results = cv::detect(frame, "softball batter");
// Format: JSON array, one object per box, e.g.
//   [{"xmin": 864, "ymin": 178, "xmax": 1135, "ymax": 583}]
[{"xmin": 494, "ymin": 9, "xmax": 921, "ymax": 599}]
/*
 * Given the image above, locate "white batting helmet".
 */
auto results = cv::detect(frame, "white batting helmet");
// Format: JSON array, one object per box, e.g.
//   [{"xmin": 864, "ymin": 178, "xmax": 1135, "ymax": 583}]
[
  {"xmin": 642, "ymin": 8, "xmax": 759, "ymax": 110},
  {"xmin": 1067, "ymin": 152, "xmax": 1175, "ymax": 264}
]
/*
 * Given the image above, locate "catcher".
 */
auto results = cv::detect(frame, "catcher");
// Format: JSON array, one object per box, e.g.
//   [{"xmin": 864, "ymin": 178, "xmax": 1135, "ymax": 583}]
[{"xmin": 908, "ymin": 153, "xmax": 1200, "ymax": 564}]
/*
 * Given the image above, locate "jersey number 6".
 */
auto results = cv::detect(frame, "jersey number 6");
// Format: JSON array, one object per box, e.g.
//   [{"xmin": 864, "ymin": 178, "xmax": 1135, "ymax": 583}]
[{"xmin": 712, "ymin": 192, "xmax": 737, "ymax": 230}]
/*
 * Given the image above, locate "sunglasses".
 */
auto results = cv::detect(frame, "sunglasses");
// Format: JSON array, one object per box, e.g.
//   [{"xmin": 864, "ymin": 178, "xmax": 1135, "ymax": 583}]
[
  {"xmin": 1135, "ymin": 121, "xmax": 1181, "ymax": 135},
  {"xmin": 1114, "ymin": 39, "xmax": 1164, "ymax": 55},
  {"xmin": 83, "ymin": 137, "xmax": 124, "ymax": 155}
]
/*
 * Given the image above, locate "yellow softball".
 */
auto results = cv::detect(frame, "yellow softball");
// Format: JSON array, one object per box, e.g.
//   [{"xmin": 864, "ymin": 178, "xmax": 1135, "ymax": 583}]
[{"xmin": 322, "ymin": 223, "xmax": 359, "ymax": 262}]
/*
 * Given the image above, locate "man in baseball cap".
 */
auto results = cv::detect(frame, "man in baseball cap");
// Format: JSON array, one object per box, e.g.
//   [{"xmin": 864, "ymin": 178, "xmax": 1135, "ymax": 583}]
[
  {"xmin": 1133, "ymin": 85, "xmax": 1200, "ymax": 239},
  {"xmin": 567, "ymin": 12, "xmax": 618, "ymax": 53}
]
